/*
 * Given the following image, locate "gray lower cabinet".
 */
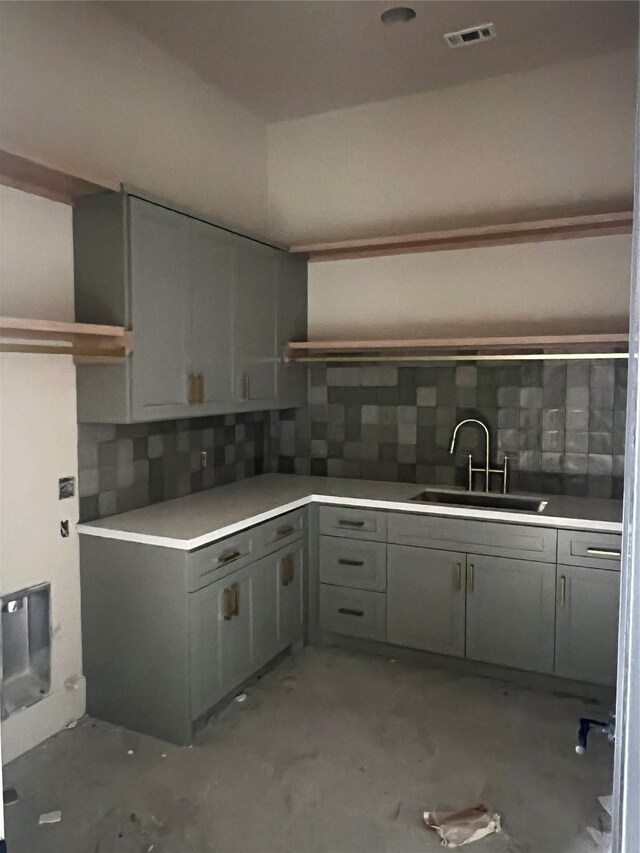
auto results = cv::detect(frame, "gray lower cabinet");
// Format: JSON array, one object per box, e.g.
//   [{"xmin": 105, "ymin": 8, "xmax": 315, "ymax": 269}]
[
  {"xmin": 319, "ymin": 536, "xmax": 387, "ymax": 592},
  {"xmin": 277, "ymin": 543, "xmax": 304, "ymax": 649},
  {"xmin": 189, "ymin": 564, "xmax": 253, "ymax": 719},
  {"xmin": 465, "ymin": 554, "xmax": 556, "ymax": 674},
  {"xmin": 81, "ymin": 512, "xmax": 306, "ymax": 745},
  {"xmin": 319, "ymin": 584, "xmax": 386, "ymax": 641},
  {"xmin": 555, "ymin": 565, "xmax": 620, "ymax": 686},
  {"xmin": 387, "ymin": 545, "xmax": 466, "ymax": 657}
]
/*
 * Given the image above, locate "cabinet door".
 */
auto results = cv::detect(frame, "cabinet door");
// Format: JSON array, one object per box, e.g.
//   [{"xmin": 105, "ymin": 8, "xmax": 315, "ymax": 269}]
[
  {"xmin": 276, "ymin": 252, "xmax": 307, "ymax": 408},
  {"xmin": 277, "ymin": 544, "xmax": 304, "ymax": 649},
  {"xmin": 188, "ymin": 566, "xmax": 253, "ymax": 719},
  {"xmin": 190, "ymin": 220, "xmax": 236, "ymax": 409},
  {"xmin": 234, "ymin": 241, "xmax": 278, "ymax": 405},
  {"xmin": 555, "ymin": 565, "xmax": 620, "ymax": 686},
  {"xmin": 465, "ymin": 554, "xmax": 556, "ymax": 673},
  {"xmin": 188, "ymin": 578, "xmax": 224, "ymax": 719},
  {"xmin": 387, "ymin": 545, "xmax": 466, "ymax": 657},
  {"xmin": 129, "ymin": 197, "xmax": 192, "ymax": 420},
  {"xmin": 250, "ymin": 554, "xmax": 280, "ymax": 670}
]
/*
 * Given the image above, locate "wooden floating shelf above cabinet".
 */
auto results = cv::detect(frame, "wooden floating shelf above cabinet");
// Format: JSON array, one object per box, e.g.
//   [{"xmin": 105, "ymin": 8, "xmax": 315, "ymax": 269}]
[
  {"xmin": 0, "ymin": 150, "xmax": 110, "ymax": 206},
  {"xmin": 285, "ymin": 333, "xmax": 629, "ymax": 364},
  {"xmin": 291, "ymin": 211, "xmax": 634, "ymax": 262},
  {"xmin": 0, "ymin": 316, "xmax": 131, "ymax": 362}
]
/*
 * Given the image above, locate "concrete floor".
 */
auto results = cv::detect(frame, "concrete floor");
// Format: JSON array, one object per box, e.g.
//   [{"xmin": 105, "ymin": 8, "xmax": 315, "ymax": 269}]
[{"xmin": 4, "ymin": 647, "xmax": 612, "ymax": 853}]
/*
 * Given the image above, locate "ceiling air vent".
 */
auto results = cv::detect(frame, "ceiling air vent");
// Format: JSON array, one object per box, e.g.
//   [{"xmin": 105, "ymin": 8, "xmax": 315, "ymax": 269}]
[{"xmin": 444, "ymin": 23, "xmax": 496, "ymax": 48}]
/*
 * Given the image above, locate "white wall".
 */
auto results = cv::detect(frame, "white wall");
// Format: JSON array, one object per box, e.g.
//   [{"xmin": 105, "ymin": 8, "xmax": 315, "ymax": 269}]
[
  {"xmin": 308, "ymin": 234, "xmax": 632, "ymax": 339},
  {"xmin": 0, "ymin": 186, "xmax": 85, "ymax": 764},
  {"xmin": 0, "ymin": 2, "xmax": 269, "ymax": 239},
  {"xmin": 269, "ymin": 50, "xmax": 636, "ymax": 244}
]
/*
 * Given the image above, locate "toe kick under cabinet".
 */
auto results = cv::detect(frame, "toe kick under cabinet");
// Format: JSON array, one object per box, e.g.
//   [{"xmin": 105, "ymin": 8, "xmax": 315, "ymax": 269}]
[
  {"xmin": 317, "ymin": 506, "xmax": 621, "ymax": 687},
  {"xmin": 80, "ymin": 509, "xmax": 306, "ymax": 744}
]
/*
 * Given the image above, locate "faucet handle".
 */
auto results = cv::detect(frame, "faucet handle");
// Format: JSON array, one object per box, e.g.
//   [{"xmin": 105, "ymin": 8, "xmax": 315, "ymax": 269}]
[{"xmin": 501, "ymin": 456, "xmax": 509, "ymax": 494}]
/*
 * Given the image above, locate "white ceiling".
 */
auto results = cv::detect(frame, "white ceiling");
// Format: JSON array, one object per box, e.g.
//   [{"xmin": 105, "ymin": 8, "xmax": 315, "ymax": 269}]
[{"xmin": 103, "ymin": 0, "xmax": 638, "ymax": 121}]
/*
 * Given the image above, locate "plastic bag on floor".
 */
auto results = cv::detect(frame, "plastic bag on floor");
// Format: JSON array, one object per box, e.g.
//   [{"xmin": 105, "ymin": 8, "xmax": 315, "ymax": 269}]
[{"xmin": 423, "ymin": 804, "xmax": 501, "ymax": 847}]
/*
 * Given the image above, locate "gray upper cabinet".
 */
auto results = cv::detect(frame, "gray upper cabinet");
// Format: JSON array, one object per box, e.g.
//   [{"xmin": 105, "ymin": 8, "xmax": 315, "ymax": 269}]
[
  {"xmin": 234, "ymin": 240, "xmax": 278, "ymax": 406},
  {"xmin": 555, "ymin": 565, "xmax": 620, "ymax": 686},
  {"xmin": 276, "ymin": 252, "xmax": 308, "ymax": 408},
  {"xmin": 465, "ymin": 554, "xmax": 556, "ymax": 674},
  {"xmin": 189, "ymin": 219, "xmax": 236, "ymax": 409},
  {"xmin": 387, "ymin": 545, "xmax": 466, "ymax": 657},
  {"xmin": 129, "ymin": 198, "xmax": 192, "ymax": 421},
  {"xmin": 74, "ymin": 191, "xmax": 307, "ymax": 422}
]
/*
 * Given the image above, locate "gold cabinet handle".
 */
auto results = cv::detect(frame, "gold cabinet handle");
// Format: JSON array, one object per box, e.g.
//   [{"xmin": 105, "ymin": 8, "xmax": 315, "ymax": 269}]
[
  {"xmin": 560, "ymin": 575, "xmax": 567, "ymax": 608},
  {"xmin": 223, "ymin": 586, "xmax": 234, "ymax": 620},
  {"xmin": 239, "ymin": 373, "xmax": 250, "ymax": 400},
  {"xmin": 455, "ymin": 562, "xmax": 463, "ymax": 592},
  {"xmin": 187, "ymin": 373, "xmax": 197, "ymax": 405},
  {"xmin": 281, "ymin": 555, "xmax": 294, "ymax": 586},
  {"xmin": 220, "ymin": 549, "xmax": 241, "ymax": 564},
  {"xmin": 338, "ymin": 607, "xmax": 364, "ymax": 617},
  {"xmin": 276, "ymin": 525, "xmax": 295, "ymax": 538},
  {"xmin": 586, "ymin": 547, "xmax": 621, "ymax": 558},
  {"xmin": 338, "ymin": 519, "xmax": 365, "ymax": 528},
  {"xmin": 338, "ymin": 558, "xmax": 364, "ymax": 567},
  {"xmin": 467, "ymin": 563, "xmax": 474, "ymax": 593}
]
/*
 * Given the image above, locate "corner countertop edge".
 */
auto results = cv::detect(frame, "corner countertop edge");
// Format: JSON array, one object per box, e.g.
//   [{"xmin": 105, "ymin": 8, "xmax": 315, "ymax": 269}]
[{"xmin": 76, "ymin": 477, "xmax": 623, "ymax": 551}]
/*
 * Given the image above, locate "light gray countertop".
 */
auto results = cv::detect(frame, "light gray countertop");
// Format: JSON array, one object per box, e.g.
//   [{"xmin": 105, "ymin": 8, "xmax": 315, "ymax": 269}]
[{"xmin": 77, "ymin": 474, "xmax": 624, "ymax": 550}]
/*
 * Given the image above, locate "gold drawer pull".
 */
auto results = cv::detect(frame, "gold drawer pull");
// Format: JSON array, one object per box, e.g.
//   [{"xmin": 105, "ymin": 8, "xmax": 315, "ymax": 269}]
[
  {"xmin": 455, "ymin": 562, "xmax": 463, "ymax": 592},
  {"xmin": 338, "ymin": 558, "xmax": 364, "ymax": 567},
  {"xmin": 276, "ymin": 525, "xmax": 296, "ymax": 538},
  {"xmin": 338, "ymin": 519, "xmax": 365, "ymax": 528},
  {"xmin": 220, "ymin": 550, "xmax": 241, "ymax": 564},
  {"xmin": 586, "ymin": 547, "xmax": 621, "ymax": 558},
  {"xmin": 560, "ymin": 575, "xmax": 567, "ymax": 608},
  {"xmin": 338, "ymin": 607, "xmax": 364, "ymax": 617},
  {"xmin": 467, "ymin": 563, "xmax": 474, "ymax": 593}
]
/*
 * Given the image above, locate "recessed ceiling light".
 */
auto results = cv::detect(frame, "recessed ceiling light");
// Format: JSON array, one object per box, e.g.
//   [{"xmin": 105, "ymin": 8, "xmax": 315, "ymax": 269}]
[{"xmin": 381, "ymin": 7, "xmax": 416, "ymax": 26}]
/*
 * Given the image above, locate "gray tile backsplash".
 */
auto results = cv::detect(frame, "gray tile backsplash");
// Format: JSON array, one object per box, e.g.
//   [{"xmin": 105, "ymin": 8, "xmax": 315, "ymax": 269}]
[
  {"xmin": 78, "ymin": 358, "xmax": 627, "ymax": 522},
  {"xmin": 275, "ymin": 360, "xmax": 627, "ymax": 499},
  {"xmin": 78, "ymin": 411, "xmax": 276, "ymax": 521}
]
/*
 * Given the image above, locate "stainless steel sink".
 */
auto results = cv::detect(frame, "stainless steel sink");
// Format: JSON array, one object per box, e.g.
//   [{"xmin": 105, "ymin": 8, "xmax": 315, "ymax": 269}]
[{"xmin": 410, "ymin": 489, "xmax": 548, "ymax": 513}]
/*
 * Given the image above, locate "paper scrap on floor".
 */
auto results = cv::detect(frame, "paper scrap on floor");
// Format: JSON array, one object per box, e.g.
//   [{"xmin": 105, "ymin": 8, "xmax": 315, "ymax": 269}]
[
  {"xmin": 39, "ymin": 810, "xmax": 62, "ymax": 825},
  {"xmin": 423, "ymin": 804, "xmax": 501, "ymax": 847}
]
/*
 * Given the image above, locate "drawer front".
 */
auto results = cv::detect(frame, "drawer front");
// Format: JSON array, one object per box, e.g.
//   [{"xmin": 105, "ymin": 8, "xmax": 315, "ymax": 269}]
[
  {"xmin": 319, "ymin": 536, "xmax": 387, "ymax": 592},
  {"xmin": 259, "ymin": 509, "xmax": 306, "ymax": 554},
  {"xmin": 319, "ymin": 584, "xmax": 386, "ymax": 641},
  {"xmin": 557, "ymin": 530, "xmax": 622, "ymax": 571},
  {"xmin": 387, "ymin": 512, "xmax": 557, "ymax": 563},
  {"xmin": 319, "ymin": 506, "xmax": 387, "ymax": 542},
  {"xmin": 186, "ymin": 529, "xmax": 257, "ymax": 592}
]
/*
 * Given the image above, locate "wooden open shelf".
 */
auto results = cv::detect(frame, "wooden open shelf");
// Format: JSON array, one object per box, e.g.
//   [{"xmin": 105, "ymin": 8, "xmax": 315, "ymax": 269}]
[
  {"xmin": 291, "ymin": 212, "xmax": 634, "ymax": 262},
  {"xmin": 0, "ymin": 150, "xmax": 108, "ymax": 206},
  {"xmin": 0, "ymin": 316, "xmax": 131, "ymax": 363},
  {"xmin": 285, "ymin": 333, "xmax": 629, "ymax": 364}
]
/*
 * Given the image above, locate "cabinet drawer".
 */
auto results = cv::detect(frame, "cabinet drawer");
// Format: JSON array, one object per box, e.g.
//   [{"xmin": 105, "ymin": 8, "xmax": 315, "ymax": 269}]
[
  {"xmin": 319, "ymin": 584, "xmax": 386, "ymax": 641},
  {"xmin": 259, "ymin": 509, "xmax": 305, "ymax": 553},
  {"xmin": 319, "ymin": 536, "xmax": 386, "ymax": 592},
  {"xmin": 387, "ymin": 512, "xmax": 557, "ymax": 563},
  {"xmin": 557, "ymin": 530, "xmax": 622, "ymax": 571},
  {"xmin": 186, "ymin": 529, "xmax": 257, "ymax": 592},
  {"xmin": 319, "ymin": 506, "xmax": 387, "ymax": 542}
]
